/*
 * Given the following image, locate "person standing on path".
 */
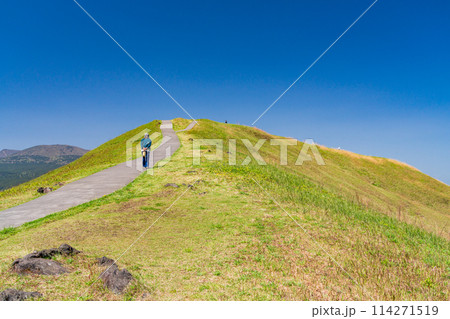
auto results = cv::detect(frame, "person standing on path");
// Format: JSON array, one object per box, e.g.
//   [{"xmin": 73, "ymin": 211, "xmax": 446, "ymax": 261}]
[{"xmin": 141, "ymin": 133, "xmax": 152, "ymax": 169}]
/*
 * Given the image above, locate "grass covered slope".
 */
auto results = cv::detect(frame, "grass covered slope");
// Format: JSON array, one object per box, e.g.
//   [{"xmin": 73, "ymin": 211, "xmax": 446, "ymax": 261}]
[
  {"xmin": 184, "ymin": 119, "xmax": 449, "ymax": 237},
  {"xmin": 0, "ymin": 120, "xmax": 162, "ymax": 210},
  {"xmin": 172, "ymin": 118, "xmax": 193, "ymax": 131},
  {"xmin": 0, "ymin": 119, "xmax": 447, "ymax": 300}
]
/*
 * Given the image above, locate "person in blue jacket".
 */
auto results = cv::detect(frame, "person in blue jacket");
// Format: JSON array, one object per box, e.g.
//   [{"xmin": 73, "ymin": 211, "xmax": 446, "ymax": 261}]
[{"xmin": 141, "ymin": 133, "xmax": 152, "ymax": 168}]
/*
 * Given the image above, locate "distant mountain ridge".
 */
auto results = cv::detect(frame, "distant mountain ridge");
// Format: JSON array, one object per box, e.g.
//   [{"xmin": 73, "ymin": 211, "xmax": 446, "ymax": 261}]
[
  {"xmin": 0, "ymin": 149, "xmax": 19, "ymax": 158},
  {"xmin": 0, "ymin": 145, "xmax": 89, "ymax": 190},
  {"xmin": 6, "ymin": 145, "xmax": 88, "ymax": 158}
]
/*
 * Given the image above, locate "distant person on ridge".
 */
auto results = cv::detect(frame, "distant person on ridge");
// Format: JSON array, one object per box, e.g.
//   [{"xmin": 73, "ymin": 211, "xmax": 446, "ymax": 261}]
[{"xmin": 141, "ymin": 133, "xmax": 152, "ymax": 169}]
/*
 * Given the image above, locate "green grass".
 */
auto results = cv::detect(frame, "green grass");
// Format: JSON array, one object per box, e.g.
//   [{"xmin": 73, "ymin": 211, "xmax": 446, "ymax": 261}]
[
  {"xmin": 172, "ymin": 118, "xmax": 193, "ymax": 131},
  {"xmin": 187, "ymin": 119, "xmax": 450, "ymax": 237},
  {"xmin": 0, "ymin": 120, "xmax": 162, "ymax": 210},
  {"xmin": 0, "ymin": 118, "xmax": 448, "ymax": 301}
]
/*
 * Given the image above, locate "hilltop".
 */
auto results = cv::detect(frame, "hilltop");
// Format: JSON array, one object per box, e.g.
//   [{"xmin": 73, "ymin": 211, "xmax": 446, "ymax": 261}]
[{"xmin": 0, "ymin": 119, "xmax": 448, "ymax": 301}]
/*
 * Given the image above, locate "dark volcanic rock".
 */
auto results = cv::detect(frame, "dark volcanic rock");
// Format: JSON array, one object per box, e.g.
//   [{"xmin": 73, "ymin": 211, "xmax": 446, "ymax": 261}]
[
  {"xmin": 12, "ymin": 258, "xmax": 68, "ymax": 275},
  {"xmin": 23, "ymin": 249, "xmax": 58, "ymax": 259},
  {"xmin": 37, "ymin": 187, "xmax": 53, "ymax": 194},
  {"xmin": 100, "ymin": 264, "xmax": 133, "ymax": 294},
  {"xmin": 164, "ymin": 183, "xmax": 179, "ymax": 188},
  {"xmin": 0, "ymin": 289, "xmax": 42, "ymax": 301},
  {"xmin": 23, "ymin": 244, "xmax": 81, "ymax": 259},
  {"xmin": 11, "ymin": 244, "xmax": 80, "ymax": 275},
  {"xmin": 97, "ymin": 256, "xmax": 133, "ymax": 294},
  {"xmin": 58, "ymin": 244, "xmax": 81, "ymax": 256},
  {"xmin": 97, "ymin": 256, "xmax": 115, "ymax": 267}
]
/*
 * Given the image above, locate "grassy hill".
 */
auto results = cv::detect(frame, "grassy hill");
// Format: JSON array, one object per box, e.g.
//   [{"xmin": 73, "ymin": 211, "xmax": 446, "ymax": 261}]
[
  {"xmin": 189, "ymin": 120, "xmax": 449, "ymax": 237},
  {"xmin": 0, "ymin": 120, "xmax": 162, "ymax": 210},
  {"xmin": 0, "ymin": 118, "xmax": 448, "ymax": 301}
]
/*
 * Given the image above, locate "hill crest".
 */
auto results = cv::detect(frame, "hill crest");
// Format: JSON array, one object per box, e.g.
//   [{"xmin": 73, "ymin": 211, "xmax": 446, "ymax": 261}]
[
  {"xmin": 0, "ymin": 149, "xmax": 19, "ymax": 158},
  {"xmin": 10, "ymin": 145, "xmax": 88, "ymax": 158}
]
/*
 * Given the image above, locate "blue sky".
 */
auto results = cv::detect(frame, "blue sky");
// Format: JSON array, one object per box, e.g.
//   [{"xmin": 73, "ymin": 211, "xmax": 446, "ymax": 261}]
[{"xmin": 0, "ymin": 0, "xmax": 449, "ymax": 184}]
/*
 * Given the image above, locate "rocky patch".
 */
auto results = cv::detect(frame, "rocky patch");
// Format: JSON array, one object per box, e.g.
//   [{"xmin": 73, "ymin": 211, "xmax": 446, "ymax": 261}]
[
  {"xmin": 97, "ymin": 256, "xmax": 115, "ymax": 267},
  {"xmin": 11, "ymin": 244, "xmax": 80, "ymax": 275},
  {"xmin": 0, "ymin": 289, "xmax": 42, "ymax": 301},
  {"xmin": 22, "ymin": 243, "xmax": 81, "ymax": 259},
  {"xmin": 58, "ymin": 243, "xmax": 81, "ymax": 256},
  {"xmin": 37, "ymin": 187, "xmax": 53, "ymax": 194},
  {"xmin": 97, "ymin": 256, "xmax": 133, "ymax": 294},
  {"xmin": 12, "ymin": 258, "xmax": 68, "ymax": 275}
]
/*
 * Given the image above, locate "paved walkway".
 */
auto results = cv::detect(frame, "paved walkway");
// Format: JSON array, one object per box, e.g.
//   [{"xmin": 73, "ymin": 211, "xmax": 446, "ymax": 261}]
[
  {"xmin": 0, "ymin": 120, "xmax": 194, "ymax": 229},
  {"xmin": 176, "ymin": 120, "xmax": 197, "ymax": 132}
]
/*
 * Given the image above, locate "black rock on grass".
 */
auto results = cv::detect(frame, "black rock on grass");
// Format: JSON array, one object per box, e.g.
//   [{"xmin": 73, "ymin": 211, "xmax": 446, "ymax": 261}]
[
  {"xmin": 58, "ymin": 243, "xmax": 81, "ymax": 256},
  {"xmin": 12, "ymin": 257, "xmax": 68, "ymax": 275},
  {"xmin": 97, "ymin": 256, "xmax": 115, "ymax": 267},
  {"xmin": 97, "ymin": 257, "xmax": 133, "ymax": 294},
  {"xmin": 0, "ymin": 289, "xmax": 42, "ymax": 301},
  {"xmin": 23, "ymin": 244, "xmax": 81, "ymax": 259},
  {"xmin": 100, "ymin": 266, "xmax": 133, "ymax": 294},
  {"xmin": 11, "ymin": 244, "xmax": 80, "ymax": 275},
  {"xmin": 37, "ymin": 187, "xmax": 53, "ymax": 194}
]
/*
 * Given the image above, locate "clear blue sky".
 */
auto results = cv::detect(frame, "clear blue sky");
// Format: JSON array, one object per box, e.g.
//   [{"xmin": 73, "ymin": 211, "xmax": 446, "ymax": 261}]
[{"xmin": 1, "ymin": 0, "xmax": 449, "ymax": 184}]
